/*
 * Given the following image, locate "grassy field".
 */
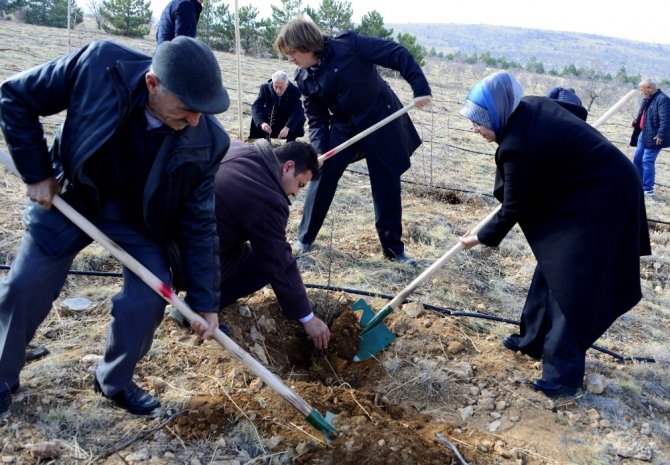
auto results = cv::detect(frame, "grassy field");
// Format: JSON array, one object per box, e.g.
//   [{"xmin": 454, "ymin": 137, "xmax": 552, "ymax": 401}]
[{"xmin": 0, "ymin": 20, "xmax": 669, "ymax": 465}]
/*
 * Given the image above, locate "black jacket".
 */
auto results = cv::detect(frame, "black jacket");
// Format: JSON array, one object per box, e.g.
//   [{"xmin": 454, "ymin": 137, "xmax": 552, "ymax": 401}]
[
  {"xmin": 295, "ymin": 31, "xmax": 431, "ymax": 176},
  {"xmin": 249, "ymin": 80, "xmax": 305, "ymax": 139},
  {"xmin": 0, "ymin": 40, "xmax": 229, "ymax": 312},
  {"xmin": 632, "ymin": 89, "xmax": 670, "ymax": 148},
  {"xmin": 478, "ymin": 97, "xmax": 650, "ymax": 346},
  {"xmin": 156, "ymin": 0, "xmax": 202, "ymax": 45}
]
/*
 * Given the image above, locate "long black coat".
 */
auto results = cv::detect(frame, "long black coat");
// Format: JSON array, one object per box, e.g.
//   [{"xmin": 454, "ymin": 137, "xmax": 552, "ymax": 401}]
[
  {"xmin": 249, "ymin": 80, "xmax": 305, "ymax": 139},
  {"xmin": 478, "ymin": 97, "xmax": 651, "ymax": 346},
  {"xmin": 295, "ymin": 31, "xmax": 431, "ymax": 176}
]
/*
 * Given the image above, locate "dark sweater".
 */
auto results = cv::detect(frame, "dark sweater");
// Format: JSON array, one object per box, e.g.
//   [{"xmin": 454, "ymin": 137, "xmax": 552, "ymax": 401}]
[{"xmin": 214, "ymin": 141, "xmax": 311, "ymax": 319}]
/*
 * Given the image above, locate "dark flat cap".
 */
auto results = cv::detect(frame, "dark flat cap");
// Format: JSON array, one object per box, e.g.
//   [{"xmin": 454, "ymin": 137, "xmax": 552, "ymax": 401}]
[{"xmin": 153, "ymin": 36, "xmax": 230, "ymax": 114}]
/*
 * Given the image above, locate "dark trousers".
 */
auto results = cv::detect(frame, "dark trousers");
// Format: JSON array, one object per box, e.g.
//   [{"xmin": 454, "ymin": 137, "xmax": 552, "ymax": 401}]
[
  {"xmin": 297, "ymin": 145, "xmax": 404, "ymax": 256},
  {"xmin": 219, "ymin": 243, "xmax": 269, "ymax": 308},
  {"xmin": 0, "ymin": 204, "xmax": 169, "ymax": 397},
  {"xmin": 509, "ymin": 266, "xmax": 586, "ymax": 387}
]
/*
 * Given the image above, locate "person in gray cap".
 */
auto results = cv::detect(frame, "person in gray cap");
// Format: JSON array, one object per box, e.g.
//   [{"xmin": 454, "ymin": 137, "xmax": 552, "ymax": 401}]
[{"xmin": 0, "ymin": 36, "xmax": 230, "ymax": 416}]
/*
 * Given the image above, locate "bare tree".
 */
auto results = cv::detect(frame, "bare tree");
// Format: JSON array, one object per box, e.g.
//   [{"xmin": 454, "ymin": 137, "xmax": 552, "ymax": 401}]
[{"xmin": 88, "ymin": 0, "xmax": 103, "ymax": 29}]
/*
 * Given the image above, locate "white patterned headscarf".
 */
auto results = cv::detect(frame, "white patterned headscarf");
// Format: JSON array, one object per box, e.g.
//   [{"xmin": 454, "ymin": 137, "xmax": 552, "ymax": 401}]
[{"xmin": 459, "ymin": 72, "xmax": 524, "ymax": 136}]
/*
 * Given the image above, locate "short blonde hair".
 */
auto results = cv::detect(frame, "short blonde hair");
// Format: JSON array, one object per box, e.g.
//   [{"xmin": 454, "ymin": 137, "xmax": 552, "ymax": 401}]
[{"xmin": 274, "ymin": 17, "xmax": 325, "ymax": 56}]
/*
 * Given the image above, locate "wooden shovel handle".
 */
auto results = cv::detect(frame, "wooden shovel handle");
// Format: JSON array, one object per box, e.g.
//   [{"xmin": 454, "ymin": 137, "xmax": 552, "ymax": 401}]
[
  {"xmin": 317, "ymin": 99, "xmax": 418, "ymax": 164},
  {"xmin": 0, "ymin": 148, "xmax": 314, "ymax": 418}
]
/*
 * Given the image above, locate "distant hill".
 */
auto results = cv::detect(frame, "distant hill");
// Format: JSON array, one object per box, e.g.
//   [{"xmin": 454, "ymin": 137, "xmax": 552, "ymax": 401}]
[{"xmin": 389, "ymin": 23, "xmax": 670, "ymax": 80}]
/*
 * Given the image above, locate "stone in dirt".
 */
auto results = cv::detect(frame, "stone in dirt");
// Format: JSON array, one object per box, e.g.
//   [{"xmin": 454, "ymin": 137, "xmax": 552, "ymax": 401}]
[
  {"xmin": 26, "ymin": 442, "xmax": 60, "ymax": 459},
  {"xmin": 250, "ymin": 343, "xmax": 269, "ymax": 365}
]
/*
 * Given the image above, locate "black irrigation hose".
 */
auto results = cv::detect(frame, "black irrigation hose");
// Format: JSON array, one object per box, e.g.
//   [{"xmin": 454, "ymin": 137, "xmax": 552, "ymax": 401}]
[
  {"xmin": 346, "ymin": 167, "xmax": 670, "ymax": 226},
  {"xmin": 303, "ymin": 283, "xmax": 656, "ymax": 364},
  {"xmin": 0, "ymin": 265, "xmax": 657, "ymax": 362}
]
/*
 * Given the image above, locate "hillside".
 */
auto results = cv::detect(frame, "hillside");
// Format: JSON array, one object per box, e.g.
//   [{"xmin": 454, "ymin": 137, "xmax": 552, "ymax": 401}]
[
  {"xmin": 0, "ymin": 20, "xmax": 669, "ymax": 465},
  {"xmin": 390, "ymin": 23, "xmax": 670, "ymax": 80}
]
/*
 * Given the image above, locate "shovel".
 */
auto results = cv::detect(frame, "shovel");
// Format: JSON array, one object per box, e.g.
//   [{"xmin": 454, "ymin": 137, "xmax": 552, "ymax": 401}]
[
  {"xmin": 353, "ymin": 87, "xmax": 638, "ymax": 362},
  {"xmin": 0, "ymin": 148, "xmax": 338, "ymax": 440},
  {"xmin": 354, "ymin": 206, "xmax": 501, "ymax": 361},
  {"xmin": 317, "ymin": 98, "xmax": 419, "ymax": 164}
]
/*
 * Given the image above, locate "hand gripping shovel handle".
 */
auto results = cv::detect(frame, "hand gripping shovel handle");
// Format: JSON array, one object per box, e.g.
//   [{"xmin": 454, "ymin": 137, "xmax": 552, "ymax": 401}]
[
  {"xmin": 358, "ymin": 87, "xmax": 635, "ymax": 336},
  {"xmin": 317, "ymin": 98, "xmax": 418, "ymax": 164},
  {"xmin": 0, "ymin": 149, "xmax": 338, "ymax": 439},
  {"xmin": 361, "ymin": 205, "xmax": 502, "ymax": 334}
]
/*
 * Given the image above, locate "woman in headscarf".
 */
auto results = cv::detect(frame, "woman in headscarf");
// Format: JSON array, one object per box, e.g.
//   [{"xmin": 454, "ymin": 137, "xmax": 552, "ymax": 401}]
[{"xmin": 459, "ymin": 72, "xmax": 650, "ymax": 397}]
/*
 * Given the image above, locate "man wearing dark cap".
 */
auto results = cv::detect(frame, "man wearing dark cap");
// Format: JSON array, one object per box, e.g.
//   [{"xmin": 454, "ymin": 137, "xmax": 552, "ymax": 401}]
[{"xmin": 0, "ymin": 36, "xmax": 230, "ymax": 416}]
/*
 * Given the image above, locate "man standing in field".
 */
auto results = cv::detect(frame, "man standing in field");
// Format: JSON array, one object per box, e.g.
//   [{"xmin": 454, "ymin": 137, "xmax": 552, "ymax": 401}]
[
  {"xmin": 631, "ymin": 78, "xmax": 670, "ymax": 196},
  {"xmin": 0, "ymin": 36, "xmax": 230, "ymax": 416}
]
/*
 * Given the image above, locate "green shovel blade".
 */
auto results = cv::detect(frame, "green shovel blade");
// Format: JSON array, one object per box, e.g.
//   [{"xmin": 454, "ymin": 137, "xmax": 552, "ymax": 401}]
[{"xmin": 352, "ymin": 299, "xmax": 396, "ymax": 361}]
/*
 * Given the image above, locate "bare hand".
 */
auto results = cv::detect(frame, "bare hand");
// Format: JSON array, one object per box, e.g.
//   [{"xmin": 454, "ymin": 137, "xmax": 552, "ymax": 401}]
[
  {"xmin": 413, "ymin": 95, "xmax": 432, "ymax": 109},
  {"xmin": 303, "ymin": 317, "xmax": 330, "ymax": 350},
  {"xmin": 459, "ymin": 231, "xmax": 481, "ymax": 250},
  {"xmin": 654, "ymin": 136, "xmax": 663, "ymax": 146},
  {"xmin": 278, "ymin": 127, "xmax": 290, "ymax": 139},
  {"xmin": 27, "ymin": 177, "xmax": 60, "ymax": 209},
  {"xmin": 192, "ymin": 312, "xmax": 219, "ymax": 340},
  {"xmin": 261, "ymin": 122, "xmax": 272, "ymax": 134}
]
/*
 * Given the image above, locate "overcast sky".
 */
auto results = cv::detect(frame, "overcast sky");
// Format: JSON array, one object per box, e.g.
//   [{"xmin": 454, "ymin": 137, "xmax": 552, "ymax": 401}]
[{"xmin": 145, "ymin": 0, "xmax": 670, "ymax": 45}]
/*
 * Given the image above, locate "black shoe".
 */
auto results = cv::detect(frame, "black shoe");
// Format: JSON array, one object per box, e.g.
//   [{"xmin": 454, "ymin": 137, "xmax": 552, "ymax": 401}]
[
  {"xmin": 501, "ymin": 336, "xmax": 521, "ymax": 352},
  {"xmin": 94, "ymin": 377, "xmax": 160, "ymax": 415},
  {"xmin": 385, "ymin": 251, "xmax": 418, "ymax": 266},
  {"xmin": 0, "ymin": 382, "xmax": 19, "ymax": 415},
  {"xmin": 0, "ymin": 390, "xmax": 9, "ymax": 416},
  {"xmin": 531, "ymin": 379, "xmax": 579, "ymax": 398},
  {"xmin": 292, "ymin": 240, "xmax": 312, "ymax": 254},
  {"xmin": 501, "ymin": 336, "xmax": 541, "ymax": 360}
]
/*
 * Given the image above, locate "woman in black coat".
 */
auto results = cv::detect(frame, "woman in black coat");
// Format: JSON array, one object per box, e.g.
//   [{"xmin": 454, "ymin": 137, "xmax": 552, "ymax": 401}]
[
  {"xmin": 274, "ymin": 17, "xmax": 432, "ymax": 264},
  {"xmin": 459, "ymin": 72, "xmax": 651, "ymax": 397}
]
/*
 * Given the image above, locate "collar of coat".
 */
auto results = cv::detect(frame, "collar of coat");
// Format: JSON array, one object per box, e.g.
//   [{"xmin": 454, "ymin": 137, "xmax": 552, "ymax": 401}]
[{"xmin": 254, "ymin": 139, "xmax": 291, "ymax": 203}]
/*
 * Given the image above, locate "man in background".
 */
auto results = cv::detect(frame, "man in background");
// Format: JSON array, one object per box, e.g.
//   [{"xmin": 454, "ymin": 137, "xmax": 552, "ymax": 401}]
[
  {"xmin": 156, "ymin": 0, "xmax": 204, "ymax": 45},
  {"xmin": 631, "ymin": 78, "xmax": 670, "ymax": 196},
  {"xmin": 249, "ymin": 71, "xmax": 306, "ymax": 143}
]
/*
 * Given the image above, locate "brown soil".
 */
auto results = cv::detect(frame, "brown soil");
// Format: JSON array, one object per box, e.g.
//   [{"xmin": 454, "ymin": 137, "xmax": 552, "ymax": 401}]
[
  {"xmin": 165, "ymin": 290, "xmax": 469, "ymax": 464},
  {"xmin": 0, "ymin": 20, "xmax": 668, "ymax": 465}
]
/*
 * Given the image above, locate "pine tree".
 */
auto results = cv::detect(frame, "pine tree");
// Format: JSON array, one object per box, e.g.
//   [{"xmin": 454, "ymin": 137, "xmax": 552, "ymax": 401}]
[
  {"xmin": 356, "ymin": 10, "xmax": 393, "ymax": 40},
  {"xmin": 238, "ymin": 5, "xmax": 259, "ymax": 54},
  {"xmin": 315, "ymin": 0, "xmax": 352, "ymax": 36},
  {"xmin": 99, "ymin": 0, "xmax": 151, "ymax": 37},
  {"xmin": 270, "ymin": 0, "xmax": 302, "ymax": 31},
  {"xmin": 396, "ymin": 32, "xmax": 426, "ymax": 67},
  {"xmin": 15, "ymin": 0, "xmax": 83, "ymax": 27},
  {"xmin": 197, "ymin": 0, "xmax": 233, "ymax": 51}
]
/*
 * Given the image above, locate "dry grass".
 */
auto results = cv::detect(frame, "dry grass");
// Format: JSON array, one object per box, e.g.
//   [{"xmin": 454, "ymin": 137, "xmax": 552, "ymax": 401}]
[{"xmin": 1, "ymin": 19, "xmax": 669, "ymax": 465}]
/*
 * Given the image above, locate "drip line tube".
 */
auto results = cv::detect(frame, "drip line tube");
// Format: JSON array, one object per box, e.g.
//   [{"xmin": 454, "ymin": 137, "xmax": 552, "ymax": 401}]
[{"xmin": 0, "ymin": 267, "xmax": 657, "ymax": 363}]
